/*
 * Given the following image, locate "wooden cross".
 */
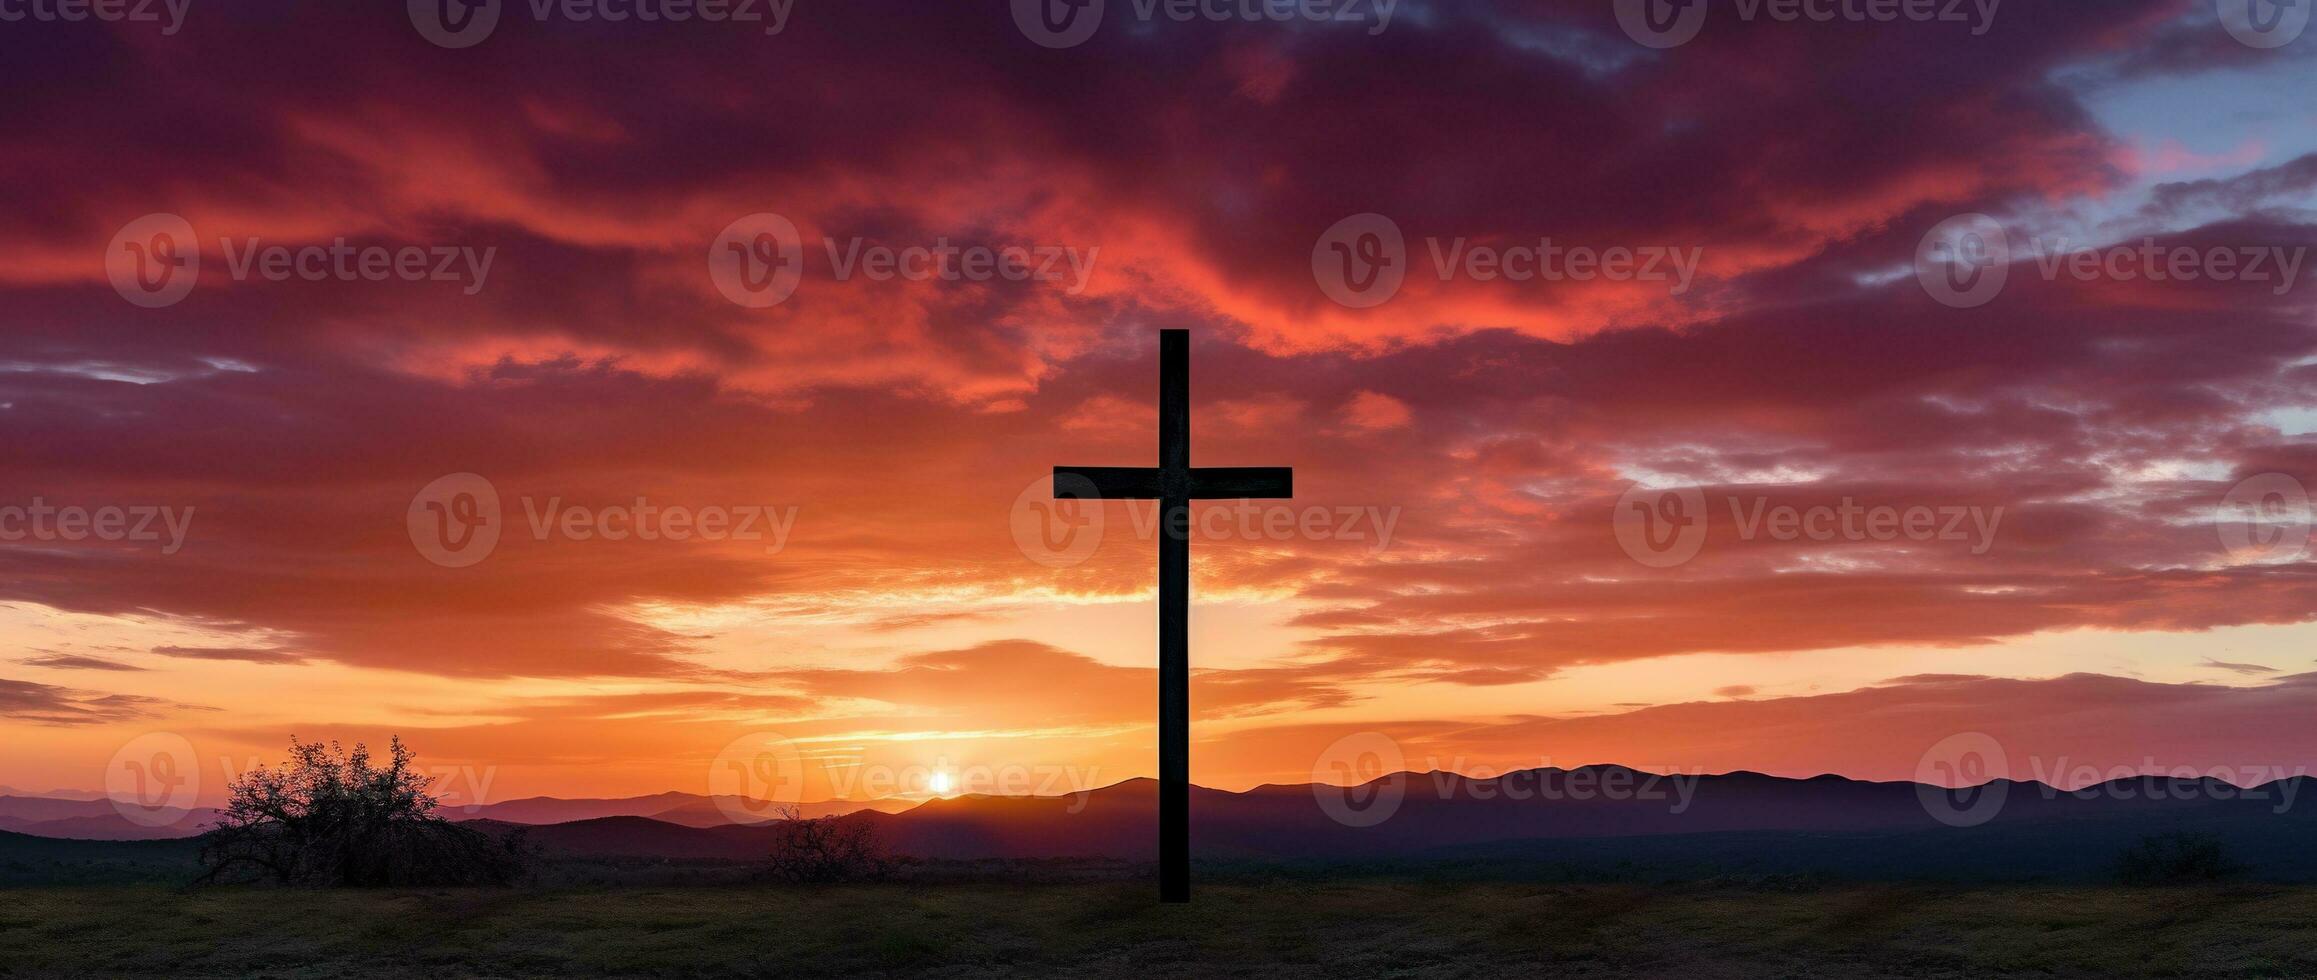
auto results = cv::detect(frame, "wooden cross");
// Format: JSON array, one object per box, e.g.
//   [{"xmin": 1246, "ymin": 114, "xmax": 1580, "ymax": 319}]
[{"xmin": 1053, "ymin": 329, "xmax": 1292, "ymax": 903}]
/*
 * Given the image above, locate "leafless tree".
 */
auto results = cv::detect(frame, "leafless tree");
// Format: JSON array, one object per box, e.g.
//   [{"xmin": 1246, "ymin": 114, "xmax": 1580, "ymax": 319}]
[
  {"xmin": 764, "ymin": 805, "xmax": 893, "ymax": 884},
  {"xmin": 195, "ymin": 736, "xmax": 530, "ymax": 887}
]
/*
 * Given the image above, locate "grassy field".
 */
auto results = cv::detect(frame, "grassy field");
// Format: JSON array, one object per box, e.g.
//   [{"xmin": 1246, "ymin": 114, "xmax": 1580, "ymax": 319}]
[{"xmin": 3, "ymin": 880, "xmax": 2315, "ymax": 978}]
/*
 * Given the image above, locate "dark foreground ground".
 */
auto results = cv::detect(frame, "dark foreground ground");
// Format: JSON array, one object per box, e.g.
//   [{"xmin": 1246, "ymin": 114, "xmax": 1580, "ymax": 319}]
[{"xmin": 3, "ymin": 880, "xmax": 2315, "ymax": 978}]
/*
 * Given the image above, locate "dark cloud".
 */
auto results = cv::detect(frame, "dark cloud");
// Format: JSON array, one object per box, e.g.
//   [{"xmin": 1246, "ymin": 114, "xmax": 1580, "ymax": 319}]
[
  {"xmin": 0, "ymin": 677, "xmax": 187, "ymax": 726},
  {"xmin": 17, "ymin": 653, "xmax": 146, "ymax": 672},
  {"xmin": 2201, "ymin": 657, "xmax": 2280, "ymax": 676},
  {"xmin": 2143, "ymin": 153, "xmax": 2317, "ymax": 220},
  {"xmin": 149, "ymin": 646, "xmax": 310, "ymax": 666}
]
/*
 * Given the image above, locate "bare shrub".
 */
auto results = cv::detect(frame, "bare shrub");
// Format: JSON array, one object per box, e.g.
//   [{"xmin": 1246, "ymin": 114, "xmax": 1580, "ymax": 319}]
[
  {"xmin": 765, "ymin": 805, "xmax": 893, "ymax": 884},
  {"xmin": 2114, "ymin": 831, "xmax": 2244, "ymax": 886},
  {"xmin": 196, "ymin": 736, "xmax": 530, "ymax": 887}
]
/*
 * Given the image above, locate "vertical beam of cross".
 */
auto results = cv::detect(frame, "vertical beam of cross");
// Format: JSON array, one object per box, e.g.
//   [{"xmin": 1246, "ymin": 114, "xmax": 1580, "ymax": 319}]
[
  {"xmin": 1155, "ymin": 329, "xmax": 1191, "ymax": 903},
  {"xmin": 1053, "ymin": 329, "xmax": 1291, "ymax": 903}
]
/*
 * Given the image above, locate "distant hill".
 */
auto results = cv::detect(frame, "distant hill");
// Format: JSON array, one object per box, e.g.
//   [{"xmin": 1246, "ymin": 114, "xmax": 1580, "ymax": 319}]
[
  {"xmin": 11, "ymin": 767, "xmax": 2316, "ymax": 883},
  {"xmin": 636, "ymin": 796, "xmax": 920, "ymax": 828},
  {"xmin": 0, "ymin": 788, "xmax": 106, "ymax": 806},
  {"xmin": 508, "ymin": 816, "xmax": 773, "ymax": 861},
  {"xmin": 0, "ymin": 796, "xmax": 219, "ymax": 841},
  {"xmin": 446, "ymin": 792, "xmax": 916, "ymax": 828},
  {"xmin": 845, "ymin": 769, "xmax": 2317, "ymax": 863},
  {"xmin": 1415, "ymin": 803, "xmax": 2317, "ymax": 882},
  {"xmin": 464, "ymin": 767, "xmax": 2317, "ymax": 882},
  {"xmin": 0, "ymin": 795, "xmax": 128, "ymax": 823},
  {"xmin": 0, "ymin": 789, "xmax": 910, "ymax": 841}
]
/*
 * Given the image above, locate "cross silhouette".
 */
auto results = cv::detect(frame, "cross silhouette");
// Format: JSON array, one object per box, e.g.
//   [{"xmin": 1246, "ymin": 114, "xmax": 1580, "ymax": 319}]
[{"xmin": 1052, "ymin": 329, "xmax": 1292, "ymax": 903}]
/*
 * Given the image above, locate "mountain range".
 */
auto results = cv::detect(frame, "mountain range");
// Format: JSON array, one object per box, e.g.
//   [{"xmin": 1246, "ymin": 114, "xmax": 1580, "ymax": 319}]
[
  {"xmin": 0, "ymin": 789, "xmax": 912, "ymax": 841},
  {"xmin": 0, "ymin": 795, "xmax": 223, "ymax": 841},
  {"xmin": 9, "ymin": 766, "xmax": 2312, "ymax": 882}
]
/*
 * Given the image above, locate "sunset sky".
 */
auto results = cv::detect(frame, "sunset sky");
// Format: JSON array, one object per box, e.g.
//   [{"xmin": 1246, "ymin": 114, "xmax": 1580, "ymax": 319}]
[{"xmin": 3, "ymin": 0, "xmax": 2315, "ymax": 809}]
